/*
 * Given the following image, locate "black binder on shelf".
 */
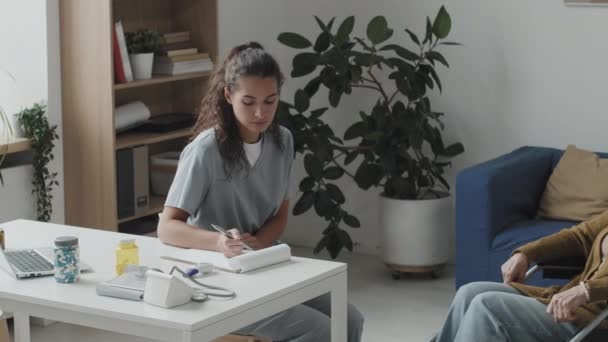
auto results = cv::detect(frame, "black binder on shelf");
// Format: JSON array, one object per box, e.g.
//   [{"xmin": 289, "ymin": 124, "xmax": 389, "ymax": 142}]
[{"xmin": 116, "ymin": 145, "xmax": 149, "ymax": 219}]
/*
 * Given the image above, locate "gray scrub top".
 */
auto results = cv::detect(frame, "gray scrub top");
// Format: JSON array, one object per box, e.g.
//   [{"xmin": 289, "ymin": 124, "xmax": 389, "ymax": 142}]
[{"xmin": 165, "ymin": 126, "xmax": 294, "ymax": 234}]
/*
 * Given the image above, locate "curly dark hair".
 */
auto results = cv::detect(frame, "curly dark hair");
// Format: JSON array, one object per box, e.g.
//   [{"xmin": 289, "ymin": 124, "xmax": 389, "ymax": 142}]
[{"xmin": 193, "ymin": 42, "xmax": 285, "ymax": 178}]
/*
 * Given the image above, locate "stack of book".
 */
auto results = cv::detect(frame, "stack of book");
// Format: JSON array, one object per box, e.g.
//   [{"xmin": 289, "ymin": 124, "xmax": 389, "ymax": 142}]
[{"xmin": 153, "ymin": 31, "xmax": 214, "ymax": 75}]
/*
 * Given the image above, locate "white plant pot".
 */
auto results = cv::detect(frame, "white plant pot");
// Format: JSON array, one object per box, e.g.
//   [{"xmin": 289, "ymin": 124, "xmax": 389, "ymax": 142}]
[
  {"xmin": 129, "ymin": 53, "xmax": 154, "ymax": 80},
  {"xmin": 379, "ymin": 194, "xmax": 452, "ymax": 270}
]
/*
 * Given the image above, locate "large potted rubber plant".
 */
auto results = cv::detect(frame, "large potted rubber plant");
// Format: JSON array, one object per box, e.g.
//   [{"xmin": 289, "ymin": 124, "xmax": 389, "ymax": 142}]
[{"xmin": 277, "ymin": 6, "xmax": 464, "ymax": 276}]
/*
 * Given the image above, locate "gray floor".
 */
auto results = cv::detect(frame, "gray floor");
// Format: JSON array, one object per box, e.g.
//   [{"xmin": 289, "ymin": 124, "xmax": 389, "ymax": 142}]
[{"xmin": 15, "ymin": 247, "xmax": 456, "ymax": 342}]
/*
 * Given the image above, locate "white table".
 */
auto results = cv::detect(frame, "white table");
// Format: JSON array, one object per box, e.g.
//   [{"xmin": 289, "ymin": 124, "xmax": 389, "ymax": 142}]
[{"xmin": 0, "ymin": 220, "xmax": 347, "ymax": 342}]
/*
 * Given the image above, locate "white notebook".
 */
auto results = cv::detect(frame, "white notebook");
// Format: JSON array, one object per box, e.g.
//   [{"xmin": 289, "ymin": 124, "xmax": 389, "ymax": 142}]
[{"xmin": 165, "ymin": 244, "xmax": 291, "ymax": 273}]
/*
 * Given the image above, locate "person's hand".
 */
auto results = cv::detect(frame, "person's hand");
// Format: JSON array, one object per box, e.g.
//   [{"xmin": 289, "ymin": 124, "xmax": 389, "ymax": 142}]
[
  {"xmin": 216, "ymin": 228, "xmax": 244, "ymax": 257},
  {"xmin": 547, "ymin": 285, "xmax": 587, "ymax": 322},
  {"xmin": 501, "ymin": 253, "xmax": 529, "ymax": 283},
  {"xmin": 241, "ymin": 233, "xmax": 264, "ymax": 250}
]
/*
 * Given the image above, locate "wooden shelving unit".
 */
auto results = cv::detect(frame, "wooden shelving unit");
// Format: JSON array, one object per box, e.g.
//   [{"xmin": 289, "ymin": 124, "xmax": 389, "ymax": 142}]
[
  {"xmin": 115, "ymin": 127, "xmax": 192, "ymax": 150},
  {"xmin": 60, "ymin": 0, "xmax": 218, "ymax": 232},
  {"xmin": 0, "ymin": 137, "xmax": 32, "ymax": 155},
  {"xmin": 117, "ymin": 195, "xmax": 165, "ymax": 224},
  {"xmin": 114, "ymin": 71, "xmax": 211, "ymax": 91}
]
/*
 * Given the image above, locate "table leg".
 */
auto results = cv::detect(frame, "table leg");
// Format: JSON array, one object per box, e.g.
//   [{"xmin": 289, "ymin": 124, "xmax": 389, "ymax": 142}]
[
  {"xmin": 0, "ymin": 319, "xmax": 9, "ymax": 342},
  {"xmin": 181, "ymin": 330, "xmax": 193, "ymax": 342},
  {"xmin": 330, "ymin": 272, "xmax": 347, "ymax": 342},
  {"xmin": 14, "ymin": 312, "xmax": 30, "ymax": 342}
]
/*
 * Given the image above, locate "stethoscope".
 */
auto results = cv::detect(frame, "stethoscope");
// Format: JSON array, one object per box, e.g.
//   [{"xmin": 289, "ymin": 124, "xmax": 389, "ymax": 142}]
[{"xmin": 168, "ymin": 265, "xmax": 236, "ymax": 302}]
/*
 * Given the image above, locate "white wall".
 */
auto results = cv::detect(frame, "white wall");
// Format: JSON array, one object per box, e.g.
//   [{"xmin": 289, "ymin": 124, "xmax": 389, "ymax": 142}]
[
  {"xmin": 220, "ymin": 0, "xmax": 608, "ymax": 257},
  {"xmin": 0, "ymin": 0, "xmax": 64, "ymax": 224}
]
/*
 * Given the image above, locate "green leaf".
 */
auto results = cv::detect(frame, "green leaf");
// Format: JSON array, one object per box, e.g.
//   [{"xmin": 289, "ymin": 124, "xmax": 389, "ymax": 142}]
[
  {"xmin": 327, "ymin": 230, "xmax": 343, "ymax": 259},
  {"xmin": 354, "ymin": 163, "xmax": 382, "ymax": 190},
  {"xmin": 364, "ymin": 131, "xmax": 383, "ymax": 140},
  {"xmin": 314, "ymin": 31, "xmax": 331, "ymax": 52},
  {"xmin": 396, "ymin": 77, "xmax": 411, "ymax": 96},
  {"xmin": 325, "ymin": 183, "xmax": 345, "ymax": 204},
  {"xmin": 304, "ymin": 77, "xmax": 323, "ymax": 97},
  {"xmin": 344, "ymin": 121, "xmax": 368, "ymax": 140},
  {"xmin": 294, "ymin": 89, "xmax": 310, "ymax": 113},
  {"xmin": 405, "ymin": 29, "xmax": 420, "ymax": 45},
  {"xmin": 426, "ymin": 51, "xmax": 449, "ymax": 68},
  {"xmin": 423, "ymin": 17, "xmax": 433, "ymax": 44},
  {"xmin": 292, "ymin": 52, "xmax": 319, "ymax": 77},
  {"xmin": 323, "ymin": 167, "xmax": 344, "ymax": 180},
  {"xmin": 299, "ymin": 177, "xmax": 316, "ymax": 192},
  {"xmin": 343, "ymin": 214, "xmax": 361, "ymax": 228},
  {"xmin": 442, "ymin": 143, "xmax": 465, "ymax": 157},
  {"xmin": 329, "ymin": 88, "xmax": 342, "ymax": 107},
  {"xmin": 385, "ymin": 177, "xmax": 413, "ymax": 198},
  {"xmin": 293, "ymin": 191, "xmax": 315, "ymax": 215},
  {"xmin": 314, "ymin": 190, "xmax": 333, "ymax": 217},
  {"xmin": 380, "ymin": 44, "xmax": 419, "ymax": 61},
  {"xmin": 314, "ymin": 16, "xmax": 329, "ymax": 33},
  {"xmin": 387, "ymin": 58, "xmax": 414, "ymax": 74},
  {"xmin": 428, "ymin": 66, "xmax": 442, "ymax": 93},
  {"xmin": 433, "ymin": 6, "xmax": 452, "ymax": 39},
  {"xmin": 353, "ymin": 53, "xmax": 375, "ymax": 67},
  {"xmin": 314, "ymin": 234, "xmax": 330, "ymax": 254},
  {"xmin": 292, "ymin": 64, "xmax": 317, "ymax": 78},
  {"xmin": 409, "ymin": 131, "xmax": 423, "ymax": 150},
  {"xmin": 435, "ymin": 173, "xmax": 450, "ymax": 191},
  {"xmin": 278, "ymin": 32, "xmax": 313, "ymax": 49},
  {"xmin": 344, "ymin": 151, "xmax": 358, "ymax": 165},
  {"xmin": 367, "ymin": 16, "xmax": 392, "ymax": 45},
  {"xmin": 310, "ymin": 107, "xmax": 329, "ymax": 118},
  {"xmin": 315, "ymin": 142, "xmax": 333, "ymax": 163},
  {"xmin": 304, "ymin": 154, "xmax": 324, "ymax": 180},
  {"xmin": 336, "ymin": 16, "xmax": 355, "ymax": 42},
  {"xmin": 439, "ymin": 41, "xmax": 462, "ymax": 46},
  {"xmin": 337, "ymin": 229, "xmax": 354, "ymax": 251}
]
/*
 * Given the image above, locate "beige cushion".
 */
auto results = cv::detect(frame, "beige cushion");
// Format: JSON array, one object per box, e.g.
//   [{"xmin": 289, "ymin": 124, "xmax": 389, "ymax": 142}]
[{"xmin": 538, "ymin": 145, "xmax": 608, "ymax": 221}]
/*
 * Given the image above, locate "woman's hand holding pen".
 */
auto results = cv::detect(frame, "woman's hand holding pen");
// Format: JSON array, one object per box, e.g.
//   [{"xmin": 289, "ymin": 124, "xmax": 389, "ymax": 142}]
[
  {"xmin": 216, "ymin": 228, "xmax": 244, "ymax": 257},
  {"xmin": 241, "ymin": 233, "xmax": 264, "ymax": 250}
]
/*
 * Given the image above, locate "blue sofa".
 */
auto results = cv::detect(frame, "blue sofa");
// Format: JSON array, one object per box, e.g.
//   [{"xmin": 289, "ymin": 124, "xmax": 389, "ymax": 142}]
[{"xmin": 455, "ymin": 146, "xmax": 608, "ymax": 288}]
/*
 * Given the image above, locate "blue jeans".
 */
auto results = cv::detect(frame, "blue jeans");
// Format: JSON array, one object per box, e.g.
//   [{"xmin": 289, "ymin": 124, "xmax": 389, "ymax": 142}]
[
  {"xmin": 234, "ymin": 293, "xmax": 364, "ymax": 342},
  {"xmin": 436, "ymin": 282, "xmax": 579, "ymax": 342}
]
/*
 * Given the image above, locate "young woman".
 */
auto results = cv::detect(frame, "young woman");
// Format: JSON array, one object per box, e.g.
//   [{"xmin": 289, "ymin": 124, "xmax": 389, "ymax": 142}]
[{"xmin": 158, "ymin": 42, "xmax": 364, "ymax": 342}]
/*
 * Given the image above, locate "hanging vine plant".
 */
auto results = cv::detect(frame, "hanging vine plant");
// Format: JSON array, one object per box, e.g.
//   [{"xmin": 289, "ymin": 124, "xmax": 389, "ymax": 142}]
[{"xmin": 17, "ymin": 103, "xmax": 59, "ymax": 222}]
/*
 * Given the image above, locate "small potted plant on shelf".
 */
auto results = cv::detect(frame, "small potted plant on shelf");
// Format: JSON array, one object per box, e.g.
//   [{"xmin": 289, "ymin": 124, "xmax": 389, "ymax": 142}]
[{"xmin": 125, "ymin": 29, "xmax": 163, "ymax": 80}]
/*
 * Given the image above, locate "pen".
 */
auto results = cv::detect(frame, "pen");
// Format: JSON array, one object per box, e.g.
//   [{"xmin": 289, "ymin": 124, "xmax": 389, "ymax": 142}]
[{"xmin": 210, "ymin": 224, "xmax": 254, "ymax": 251}]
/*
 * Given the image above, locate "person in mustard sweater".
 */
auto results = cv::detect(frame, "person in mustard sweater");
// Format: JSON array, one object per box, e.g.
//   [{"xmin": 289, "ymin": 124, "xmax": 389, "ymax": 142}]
[{"xmin": 429, "ymin": 209, "xmax": 608, "ymax": 342}]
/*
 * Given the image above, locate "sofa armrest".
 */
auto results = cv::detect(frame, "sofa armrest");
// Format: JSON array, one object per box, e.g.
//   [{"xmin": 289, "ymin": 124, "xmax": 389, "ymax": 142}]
[{"xmin": 455, "ymin": 146, "xmax": 558, "ymax": 287}]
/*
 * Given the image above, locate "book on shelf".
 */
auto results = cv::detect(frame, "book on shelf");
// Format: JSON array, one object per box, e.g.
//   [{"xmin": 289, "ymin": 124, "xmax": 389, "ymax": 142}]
[
  {"xmin": 153, "ymin": 59, "xmax": 214, "ymax": 75},
  {"xmin": 155, "ymin": 52, "xmax": 209, "ymax": 63},
  {"xmin": 114, "ymin": 21, "xmax": 133, "ymax": 83},
  {"xmin": 112, "ymin": 26, "xmax": 126, "ymax": 83},
  {"xmin": 165, "ymin": 48, "xmax": 198, "ymax": 57},
  {"xmin": 163, "ymin": 31, "xmax": 190, "ymax": 44}
]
